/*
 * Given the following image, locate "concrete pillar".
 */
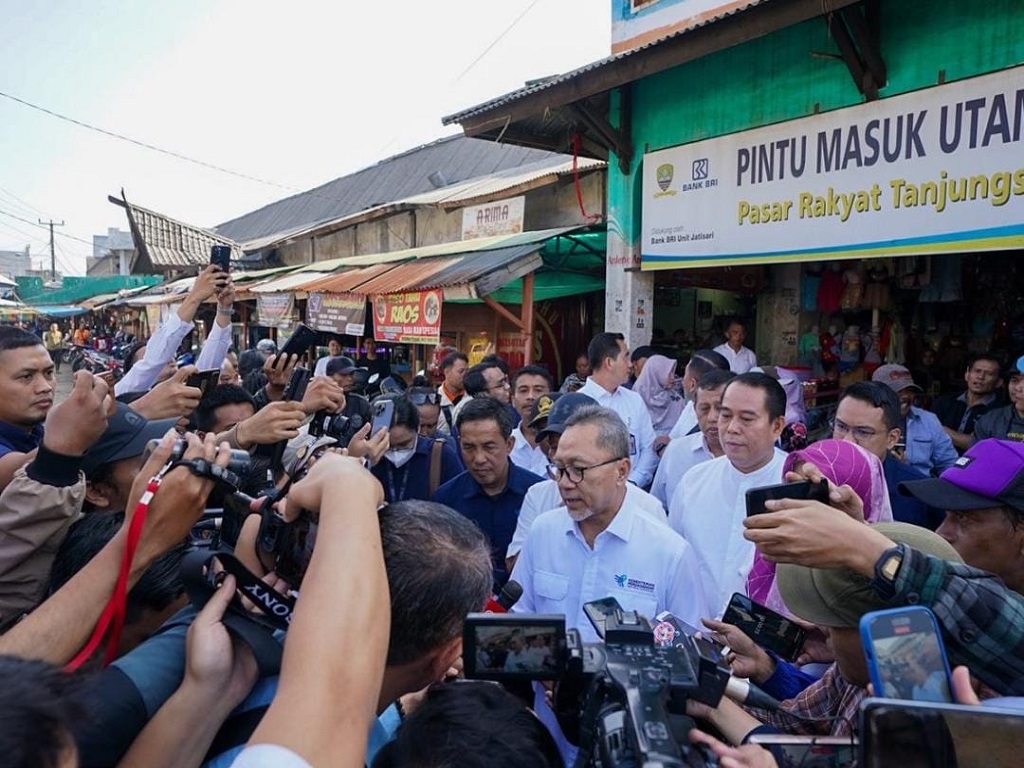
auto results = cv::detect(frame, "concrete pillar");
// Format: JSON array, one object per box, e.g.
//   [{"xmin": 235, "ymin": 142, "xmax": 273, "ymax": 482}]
[{"xmin": 755, "ymin": 262, "xmax": 802, "ymax": 365}]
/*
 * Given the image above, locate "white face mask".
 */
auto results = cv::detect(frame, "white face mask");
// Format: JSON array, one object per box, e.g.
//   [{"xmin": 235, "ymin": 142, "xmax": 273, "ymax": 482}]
[{"xmin": 386, "ymin": 448, "xmax": 415, "ymax": 468}]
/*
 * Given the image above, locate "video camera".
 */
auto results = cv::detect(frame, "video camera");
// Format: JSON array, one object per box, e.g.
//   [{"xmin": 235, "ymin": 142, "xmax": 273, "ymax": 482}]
[{"xmin": 462, "ymin": 609, "xmax": 728, "ymax": 767}]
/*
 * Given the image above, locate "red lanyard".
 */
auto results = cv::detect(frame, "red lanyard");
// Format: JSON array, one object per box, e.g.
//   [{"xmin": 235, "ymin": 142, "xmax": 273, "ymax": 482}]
[{"xmin": 65, "ymin": 476, "xmax": 163, "ymax": 671}]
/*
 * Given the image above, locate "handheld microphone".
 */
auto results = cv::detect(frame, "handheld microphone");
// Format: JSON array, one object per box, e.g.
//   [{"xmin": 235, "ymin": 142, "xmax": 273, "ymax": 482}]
[
  {"xmin": 484, "ymin": 580, "xmax": 523, "ymax": 613},
  {"xmin": 724, "ymin": 676, "xmax": 781, "ymax": 711}
]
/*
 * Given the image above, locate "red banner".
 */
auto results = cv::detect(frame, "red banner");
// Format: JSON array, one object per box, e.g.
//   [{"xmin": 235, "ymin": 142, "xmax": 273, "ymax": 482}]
[{"xmin": 372, "ymin": 290, "xmax": 442, "ymax": 345}]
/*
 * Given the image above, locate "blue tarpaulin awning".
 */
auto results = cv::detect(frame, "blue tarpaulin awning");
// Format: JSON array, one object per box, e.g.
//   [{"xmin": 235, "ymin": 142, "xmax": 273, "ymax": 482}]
[{"xmin": 33, "ymin": 306, "xmax": 90, "ymax": 318}]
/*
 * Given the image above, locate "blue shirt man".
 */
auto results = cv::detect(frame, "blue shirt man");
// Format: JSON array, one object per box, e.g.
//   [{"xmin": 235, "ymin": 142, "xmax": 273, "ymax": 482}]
[
  {"xmin": 371, "ymin": 434, "xmax": 464, "ymax": 503},
  {"xmin": 432, "ymin": 396, "xmax": 544, "ymax": 588}
]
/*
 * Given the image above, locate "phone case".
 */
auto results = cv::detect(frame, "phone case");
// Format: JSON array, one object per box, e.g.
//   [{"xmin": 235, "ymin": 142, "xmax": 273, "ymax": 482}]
[
  {"xmin": 721, "ymin": 592, "xmax": 807, "ymax": 661},
  {"xmin": 860, "ymin": 606, "xmax": 953, "ymax": 703}
]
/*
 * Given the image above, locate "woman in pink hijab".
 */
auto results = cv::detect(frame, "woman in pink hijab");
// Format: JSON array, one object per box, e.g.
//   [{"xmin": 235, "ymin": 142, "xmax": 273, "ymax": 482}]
[
  {"xmin": 633, "ymin": 354, "xmax": 685, "ymax": 435},
  {"xmin": 746, "ymin": 438, "xmax": 894, "ymax": 615}
]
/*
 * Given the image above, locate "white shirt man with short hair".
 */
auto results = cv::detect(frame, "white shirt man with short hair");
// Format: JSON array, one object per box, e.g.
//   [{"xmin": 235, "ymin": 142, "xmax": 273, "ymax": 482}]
[
  {"xmin": 577, "ymin": 332, "xmax": 658, "ymax": 488},
  {"xmin": 713, "ymin": 320, "xmax": 757, "ymax": 375},
  {"xmin": 651, "ymin": 371, "xmax": 732, "ymax": 508},
  {"xmin": 668, "ymin": 372, "xmax": 787, "ymax": 615}
]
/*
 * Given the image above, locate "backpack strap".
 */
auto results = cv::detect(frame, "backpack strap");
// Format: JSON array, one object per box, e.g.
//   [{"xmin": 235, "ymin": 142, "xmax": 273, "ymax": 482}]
[{"xmin": 429, "ymin": 438, "xmax": 445, "ymax": 497}]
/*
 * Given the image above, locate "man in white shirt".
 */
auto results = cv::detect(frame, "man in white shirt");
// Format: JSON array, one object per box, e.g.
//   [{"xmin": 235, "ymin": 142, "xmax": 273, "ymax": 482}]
[
  {"xmin": 509, "ymin": 365, "xmax": 554, "ymax": 477},
  {"xmin": 651, "ymin": 368, "xmax": 733, "ymax": 508},
  {"xmin": 506, "ymin": 392, "xmax": 666, "ymax": 567},
  {"xmin": 578, "ymin": 333, "xmax": 658, "ymax": 488},
  {"xmin": 511, "ymin": 404, "xmax": 709, "ymax": 638},
  {"xmin": 713, "ymin": 319, "xmax": 758, "ymax": 374},
  {"xmin": 117, "ymin": 265, "xmax": 231, "ymax": 396},
  {"xmin": 668, "ymin": 371, "xmax": 787, "ymax": 615},
  {"xmin": 312, "ymin": 336, "xmax": 344, "ymax": 378},
  {"xmin": 666, "ymin": 348, "xmax": 731, "ymax": 441}
]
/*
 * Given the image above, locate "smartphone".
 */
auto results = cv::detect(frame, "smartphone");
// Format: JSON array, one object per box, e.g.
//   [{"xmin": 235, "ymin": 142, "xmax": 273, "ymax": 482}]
[
  {"xmin": 370, "ymin": 399, "xmax": 395, "ymax": 436},
  {"xmin": 186, "ymin": 368, "xmax": 221, "ymax": 395},
  {"xmin": 860, "ymin": 698, "xmax": 1024, "ymax": 768},
  {"xmin": 745, "ymin": 478, "xmax": 830, "ymax": 516},
  {"xmin": 860, "ymin": 606, "xmax": 953, "ymax": 703},
  {"xmin": 721, "ymin": 592, "xmax": 807, "ymax": 661},
  {"xmin": 276, "ymin": 323, "xmax": 319, "ymax": 361},
  {"xmin": 282, "ymin": 366, "xmax": 310, "ymax": 402},
  {"xmin": 210, "ymin": 244, "xmax": 232, "ymax": 271},
  {"xmin": 583, "ymin": 596, "xmax": 624, "ymax": 639},
  {"xmin": 746, "ymin": 735, "xmax": 856, "ymax": 767}
]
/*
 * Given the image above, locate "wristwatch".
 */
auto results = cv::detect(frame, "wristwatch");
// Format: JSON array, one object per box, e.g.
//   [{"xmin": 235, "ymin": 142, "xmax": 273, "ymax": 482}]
[{"xmin": 872, "ymin": 545, "xmax": 904, "ymax": 599}]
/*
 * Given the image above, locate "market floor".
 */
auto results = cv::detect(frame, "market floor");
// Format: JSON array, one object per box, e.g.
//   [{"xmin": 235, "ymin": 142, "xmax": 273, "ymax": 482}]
[{"xmin": 52, "ymin": 362, "xmax": 78, "ymax": 405}]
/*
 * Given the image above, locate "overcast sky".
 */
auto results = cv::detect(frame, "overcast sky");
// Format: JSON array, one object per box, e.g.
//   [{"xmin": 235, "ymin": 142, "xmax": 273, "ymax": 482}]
[{"xmin": 0, "ymin": 0, "xmax": 610, "ymax": 274}]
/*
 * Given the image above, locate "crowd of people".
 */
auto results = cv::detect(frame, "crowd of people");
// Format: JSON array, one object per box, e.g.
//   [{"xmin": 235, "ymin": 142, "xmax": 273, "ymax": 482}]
[{"xmin": 0, "ymin": 268, "xmax": 1021, "ymax": 767}]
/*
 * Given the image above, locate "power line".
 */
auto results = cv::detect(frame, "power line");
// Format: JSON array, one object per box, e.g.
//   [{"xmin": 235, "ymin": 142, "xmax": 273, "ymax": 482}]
[
  {"xmin": 0, "ymin": 185, "xmax": 49, "ymax": 219},
  {"xmin": 0, "ymin": 208, "xmax": 95, "ymax": 247},
  {"xmin": 0, "ymin": 88, "xmax": 301, "ymax": 193},
  {"xmin": 452, "ymin": 0, "xmax": 546, "ymax": 84}
]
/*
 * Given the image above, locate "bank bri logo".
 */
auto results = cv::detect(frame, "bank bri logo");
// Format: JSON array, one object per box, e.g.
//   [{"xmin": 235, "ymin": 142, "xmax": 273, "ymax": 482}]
[{"xmin": 692, "ymin": 158, "xmax": 709, "ymax": 180}]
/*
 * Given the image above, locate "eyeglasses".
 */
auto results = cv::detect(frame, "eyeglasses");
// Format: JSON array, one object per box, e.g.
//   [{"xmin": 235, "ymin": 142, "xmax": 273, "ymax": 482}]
[
  {"xmin": 830, "ymin": 418, "xmax": 882, "ymax": 442},
  {"xmin": 408, "ymin": 392, "xmax": 439, "ymax": 405},
  {"xmin": 547, "ymin": 456, "xmax": 626, "ymax": 484},
  {"xmin": 487, "ymin": 377, "xmax": 510, "ymax": 392}
]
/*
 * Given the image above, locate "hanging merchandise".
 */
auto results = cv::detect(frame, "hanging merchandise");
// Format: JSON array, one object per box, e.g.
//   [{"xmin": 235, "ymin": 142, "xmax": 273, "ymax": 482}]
[
  {"xmin": 820, "ymin": 325, "xmax": 840, "ymax": 367},
  {"xmin": 919, "ymin": 254, "xmax": 963, "ymax": 303},
  {"xmin": 799, "ymin": 325, "xmax": 822, "ymax": 372},
  {"xmin": 864, "ymin": 260, "xmax": 892, "ymax": 311},
  {"xmin": 885, "ymin": 319, "xmax": 906, "ymax": 365},
  {"xmin": 839, "ymin": 264, "xmax": 865, "ymax": 311},
  {"xmin": 817, "ymin": 264, "xmax": 843, "ymax": 314},
  {"xmin": 802, "ymin": 266, "xmax": 822, "ymax": 311},
  {"xmin": 862, "ymin": 327, "xmax": 882, "ymax": 376},
  {"xmin": 839, "ymin": 325, "xmax": 862, "ymax": 373}
]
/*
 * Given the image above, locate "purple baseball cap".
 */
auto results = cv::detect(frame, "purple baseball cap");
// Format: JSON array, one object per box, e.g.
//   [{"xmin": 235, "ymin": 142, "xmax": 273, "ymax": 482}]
[{"xmin": 899, "ymin": 439, "xmax": 1024, "ymax": 513}]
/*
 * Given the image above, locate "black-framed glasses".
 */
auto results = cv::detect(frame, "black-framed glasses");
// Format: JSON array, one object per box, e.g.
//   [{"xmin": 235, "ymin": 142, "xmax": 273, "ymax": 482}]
[
  {"xmin": 830, "ymin": 418, "xmax": 881, "ymax": 442},
  {"xmin": 408, "ymin": 391, "xmax": 440, "ymax": 405},
  {"xmin": 546, "ymin": 456, "xmax": 626, "ymax": 484},
  {"xmin": 486, "ymin": 377, "xmax": 510, "ymax": 392}
]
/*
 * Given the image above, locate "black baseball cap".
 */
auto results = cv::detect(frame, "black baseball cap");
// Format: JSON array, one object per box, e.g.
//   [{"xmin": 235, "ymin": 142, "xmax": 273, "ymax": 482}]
[
  {"xmin": 81, "ymin": 403, "xmax": 180, "ymax": 479},
  {"xmin": 326, "ymin": 356, "xmax": 358, "ymax": 376}
]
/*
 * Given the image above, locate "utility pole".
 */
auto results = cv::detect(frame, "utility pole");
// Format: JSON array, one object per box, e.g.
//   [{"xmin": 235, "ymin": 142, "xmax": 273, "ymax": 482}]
[{"xmin": 38, "ymin": 219, "xmax": 64, "ymax": 281}]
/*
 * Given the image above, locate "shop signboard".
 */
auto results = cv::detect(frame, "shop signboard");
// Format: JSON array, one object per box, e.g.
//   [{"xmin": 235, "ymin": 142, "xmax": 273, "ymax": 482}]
[
  {"xmin": 461, "ymin": 195, "xmax": 525, "ymax": 240},
  {"xmin": 256, "ymin": 293, "xmax": 295, "ymax": 327},
  {"xmin": 306, "ymin": 291, "xmax": 366, "ymax": 336},
  {"xmin": 372, "ymin": 290, "xmax": 442, "ymax": 345},
  {"xmin": 642, "ymin": 66, "xmax": 1024, "ymax": 270}
]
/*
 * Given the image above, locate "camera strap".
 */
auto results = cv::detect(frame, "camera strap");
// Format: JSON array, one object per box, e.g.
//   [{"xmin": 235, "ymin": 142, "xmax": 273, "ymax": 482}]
[
  {"xmin": 181, "ymin": 549, "xmax": 291, "ymax": 677},
  {"xmin": 66, "ymin": 474, "xmax": 164, "ymax": 671}
]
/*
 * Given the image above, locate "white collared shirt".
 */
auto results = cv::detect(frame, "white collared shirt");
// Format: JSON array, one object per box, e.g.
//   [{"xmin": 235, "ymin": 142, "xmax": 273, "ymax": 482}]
[
  {"xmin": 713, "ymin": 343, "xmax": 758, "ymax": 374},
  {"xmin": 650, "ymin": 430, "xmax": 716, "ymax": 509},
  {"xmin": 668, "ymin": 400, "xmax": 698, "ymax": 440},
  {"xmin": 510, "ymin": 498, "xmax": 709, "ymax": 642},
  {"xmin": 116, "ymin": 312, "xmax": 192, "ymax": 396},
  {"xmin": 667, "ymin": 449, "xmax": 787, "ymax": 615},
  {"xmin": 510, "ymin": 424, "xmax": 548, "ymax": 477},
  {"xmin": 507, "ymin": 479, "xmax": 667, "ymax": 558},
  {"xmin": 577, "ymin": 377, "xmax": 659, "ymax": 488}
]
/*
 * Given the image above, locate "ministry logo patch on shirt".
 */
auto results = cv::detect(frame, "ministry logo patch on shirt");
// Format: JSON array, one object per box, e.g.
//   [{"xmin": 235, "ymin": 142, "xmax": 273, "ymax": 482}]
[{"xmin": 613, "ymin": 574, "xmax": 655, "ymax": 595}]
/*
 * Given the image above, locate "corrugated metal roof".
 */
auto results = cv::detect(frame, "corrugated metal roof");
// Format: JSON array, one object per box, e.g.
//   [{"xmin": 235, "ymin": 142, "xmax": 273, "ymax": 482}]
[
  {"xmin": 296, "ymin": 226, "xmax": 580, "ymax": 274},
  {"xmin": 249, "ymin": 271, "xmax": 332, "ymax": 294},
  {"xmin": 353, "ymin": 257, "xmax": 462, "ymax": 296},
  {"xmin": 215, "ymin": 135, "xmax": 566, "ymax": 244},
  {"xmin": 236, "ymin": 156, "xmax": 605, "ymax": 252},
  {"xmin": 300, "ymin": 263, "xmax": 401, "ymax": 294},
  {"xmin": 111, "ymin": 196, "xmax": 244, "ymax": 269},
  {"xmin": 443, "ymin": 0, "xmax": 771, "ymax": 124}
]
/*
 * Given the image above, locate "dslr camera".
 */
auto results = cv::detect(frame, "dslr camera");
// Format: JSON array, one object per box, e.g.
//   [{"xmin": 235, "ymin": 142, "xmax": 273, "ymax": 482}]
[{"xmin": 463, "ymin": 609, "xmax": 728, "ymax": 767}]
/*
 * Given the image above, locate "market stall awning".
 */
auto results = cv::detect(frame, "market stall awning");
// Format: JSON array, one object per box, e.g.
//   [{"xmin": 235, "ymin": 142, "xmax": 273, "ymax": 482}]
[
  {"xmin": 249, "ymin": 271, "xmax": 333, "ymax": 295},
  {"xmin": 33, "ymin": 305, "xmax": 88, "ymax": 318}
]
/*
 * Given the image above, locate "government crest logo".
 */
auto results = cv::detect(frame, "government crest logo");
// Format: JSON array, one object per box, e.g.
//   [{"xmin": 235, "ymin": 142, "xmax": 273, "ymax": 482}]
[{"xmin": 656, "ymin": 163, "xmax": 674, "ymax": 192}]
